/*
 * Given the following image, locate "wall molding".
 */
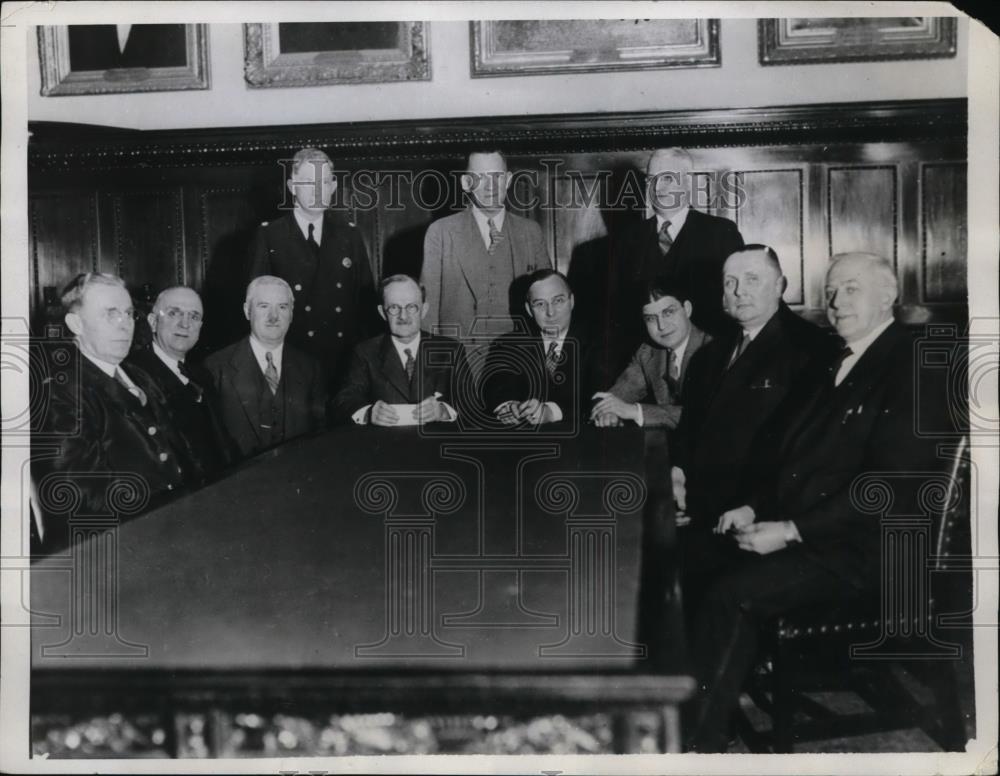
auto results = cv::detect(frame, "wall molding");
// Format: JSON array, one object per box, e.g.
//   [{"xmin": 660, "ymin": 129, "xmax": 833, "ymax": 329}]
[{"xmin": 29, "ymin": 99, "xmax": 966, "ymax": 171}]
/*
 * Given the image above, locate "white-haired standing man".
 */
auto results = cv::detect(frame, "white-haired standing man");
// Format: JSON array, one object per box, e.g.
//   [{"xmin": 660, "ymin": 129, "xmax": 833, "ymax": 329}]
[{"xmin": 205, "ymin": 275, "xmax": 327, "ymax": 458}]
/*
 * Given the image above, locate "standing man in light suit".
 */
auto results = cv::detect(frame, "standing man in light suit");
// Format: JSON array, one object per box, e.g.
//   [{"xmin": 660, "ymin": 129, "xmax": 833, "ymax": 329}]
[{"xmin": 420, "ymin": 149, "xmax": 551, "ymax": 346}]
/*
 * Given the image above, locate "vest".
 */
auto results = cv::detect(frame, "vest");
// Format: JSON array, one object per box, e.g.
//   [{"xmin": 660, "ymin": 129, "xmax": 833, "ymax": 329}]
[
  {"xmin": 250, "ymin": 362, "xmax": 286, "ymax": 451},
  {"xmin": 470, "ymin": 225, "xmax": 516, "ymax": 336}
]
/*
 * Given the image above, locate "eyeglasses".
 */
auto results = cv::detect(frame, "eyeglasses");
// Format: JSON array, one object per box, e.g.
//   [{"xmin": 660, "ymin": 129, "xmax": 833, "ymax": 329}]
[
  {"xmin": 529, "ymin": 296, "xmax": 569, "ymax": 313},
  {"xmin": 102, "ymin": 308, "xmax": 137, "ymax": 325},
  {"xmin": 385, "ymin": 303, "xmax": 421, "ymax": 318},
  {"xmin": 642, "ymin": 306, "xmax": 682, "ymax": 325},
  {"xmin": 161, "ymin": 307, "xmax": 203, "ymax": 324}
]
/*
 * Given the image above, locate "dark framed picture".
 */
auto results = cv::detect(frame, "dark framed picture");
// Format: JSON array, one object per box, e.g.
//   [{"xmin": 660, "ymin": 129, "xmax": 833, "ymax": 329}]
[
  {"xmin": 37, "ymin": 24, "xmax": 209, "ymax": 96},
  {"xmin": 243, "ymin": 22, "xmax": 431, "ymax": 87},
  {"xmin": 470, "ymin": 19, "xmax": 720, "ymax": 77},
  {"xmin": 758, "ymin": 17, "xmax": 958, "ymax": 65}
]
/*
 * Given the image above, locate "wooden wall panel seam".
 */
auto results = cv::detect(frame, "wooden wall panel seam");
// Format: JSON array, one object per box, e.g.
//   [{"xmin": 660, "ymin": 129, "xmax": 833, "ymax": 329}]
[{"xmin": 826, "ymin": 164, "xmax": 899, "ymax": 269}]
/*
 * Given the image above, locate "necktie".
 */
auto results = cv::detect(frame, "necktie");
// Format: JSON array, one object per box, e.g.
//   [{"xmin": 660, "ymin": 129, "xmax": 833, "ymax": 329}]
[
  {"xmin": 657, "ymin": 220, "xmax": 673, "ymax": 255},
  {"xmin": 487, "ymin": 217, "xmax": 503, "ymax": 255},
  {"xmin": 728, "ymin": 332, "xmax": 751, "ymax": 368},
  {"xmin": 114, "ymin": 368, "xmax": 147, "ymax": 407},
  {"xmin": 665, "ymin": 349, "xmax": 680, "ymax": 397},
  {"xmin": 403, "ymin": 347, "xmax": 415, "ymax": 382},
  {"xmin": 307, "ymin": 222, "xmax": 320, "ymax": 253},
  {"xmin": 264, "ymin": 351, "xmax": 279, "ymax": 395},
  {"xmin": 545, "ymin": 340, "xmax": 560, "ymax": 376},
  {"xmin": 832, "ymin": 346, "xmax": 855, "ymax": 387},
  {"xmin": 177, "ymin": 360, "xmax": 203, "ymax": 403}
]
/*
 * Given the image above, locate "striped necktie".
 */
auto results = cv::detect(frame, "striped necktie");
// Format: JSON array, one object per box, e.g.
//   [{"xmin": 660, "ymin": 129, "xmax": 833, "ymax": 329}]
[
  {"xmin": 545, "ymin": 340, "xmax": 560, "ymax": 376},
  {"xmin": 728, "ymin": 332, "xmax": 751, "ymax": 369},
  {"xmin": 264, "ymin": 351, "xmax": 279, "ymax": 395},
  {"xmin": 658, "ymin": 220, "xmax": 673, "ymax": 254},
  {"xmin": 404, "ymin": 347, "xmax": 415, "ymax": 382},
  {"xmin": 487, "ymin": 217, "xmax": 503, "ymax": 255}
]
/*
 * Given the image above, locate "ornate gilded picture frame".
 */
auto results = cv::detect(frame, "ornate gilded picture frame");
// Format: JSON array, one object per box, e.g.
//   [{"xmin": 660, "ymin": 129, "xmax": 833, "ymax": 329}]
[
  {"xmin": 37, "ymin": 24, "xmax": 209, "ymax": 96},
  {"xmin": 470, "ymin": 19, "xmax": 720, "ymax": 77},
  {"xmin": 244, "ymin": 22, "xmax": 431, "ymax": 87},
  {"xmin": 759, "ymin": 17, "xmax": 958, "ymax": 65}
]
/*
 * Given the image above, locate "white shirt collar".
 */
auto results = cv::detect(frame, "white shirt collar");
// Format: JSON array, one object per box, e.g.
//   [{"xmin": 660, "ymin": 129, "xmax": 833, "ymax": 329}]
[
  {"xmin": 655, "ymin": 205, "xmax": 690, "ymax": 240},
  {"xmin": 670, "ymin": 334, "xmax": 691, "ymax": 367},
  {"xmin": 541, "ymin": 329, "xmax": 569, "ymax": 353},
  {"xmin": 80, "ymin": 350, "xmax": 120, "ymax": 379},
  {"xmin": 293, "ymin": 208, "xmax": 324, "ymax": 244},
  {"xmin": 391, "ymin": 333, "xmax": 421, "ymax": 366},
  {"xmin": 152, "ymin": 341, "xmax": 188, "ymax": 384},
  {"xmin": 470, "ymin": 206, "xmax": 506, "ymax": 249},
  {"xmin": 843, "ymin": 317, "xmax": 894, "ymax": 361},
  {"xmin": 248, "ymin": 335, "xmax": 283, "ymax": 377}
]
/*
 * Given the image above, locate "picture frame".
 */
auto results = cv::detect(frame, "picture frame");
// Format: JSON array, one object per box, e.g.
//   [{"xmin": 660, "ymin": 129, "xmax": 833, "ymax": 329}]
[
  {"xmin": 758, "ymin": 17, "xmax": 958, "ymax": 65},
  {"xmin": 243, "ymin": 22, "xmax": 431, "ymax": 88},
  {"xmin": 37, "ymin": 24, "xmax": 210, "ymax": 96},
  {"xmin": 470, "ymin": 19, "xmax": 720, "ymax": 77}
]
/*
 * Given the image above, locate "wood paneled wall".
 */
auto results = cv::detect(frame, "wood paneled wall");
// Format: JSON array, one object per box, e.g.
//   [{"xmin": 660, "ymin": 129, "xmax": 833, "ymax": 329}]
[{"xmin": 28, "ymin": 99, "xmax": 967, "ymax": 348}]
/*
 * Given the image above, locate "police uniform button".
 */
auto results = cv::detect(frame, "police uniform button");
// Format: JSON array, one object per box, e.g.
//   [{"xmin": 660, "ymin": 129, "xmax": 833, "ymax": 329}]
[
  {"xmin": 167, "ymin": 484, "xmax": 174, "ymax": 491},
  {"xmin": 308, "ymin": 330, "xmax": 315, "ymax": 337},
  {"xmin": 305, "ymin": 305, "xmax": 312, "ymax": 312},
  {"xmin": 342, "ymin": 257, "xmax": 352, "ymax": 268},
  {"xmin": 294, "ymin": 283, "xmax": 303, "ymax": 292},
  {"xmin": 336, "ymin": 282, "xmax": 343, "ymax": 289},
  {"xmin": 159, "ymin": 452, "xmax": 169, "ymax": 462},
  {"xmin": 335, "ymin": 306, "xmax": 342, "ymax": 313},
  {"xmin": 260, "ymin": 221, "xmax": 269, "ymax": 227},
  {"xmin": 148, "ymin": 426, "xmax": 157, "ymax": 435},
  {"xmin": 337, "ymin": 332, "xmax": 344, "ymax": 338}
]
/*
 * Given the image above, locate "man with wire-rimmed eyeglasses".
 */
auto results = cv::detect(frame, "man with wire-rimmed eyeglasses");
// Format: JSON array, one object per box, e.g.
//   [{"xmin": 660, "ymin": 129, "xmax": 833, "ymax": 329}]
[
  {"xmin": 30, "ymin": 273, "xmax": 189, "ymax": 552},
  {"xmin": 331, "ymin": 274, "xmax": 472, "ymax": 427},
  {"xmin": 126, "ymin": 286, "xmax": 237, "ymax": 486}
]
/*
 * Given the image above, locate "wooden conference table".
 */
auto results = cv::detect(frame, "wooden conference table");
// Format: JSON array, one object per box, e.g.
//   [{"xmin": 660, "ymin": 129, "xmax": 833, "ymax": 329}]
[{"xmin": 31, "ymin": 424, "xmax": 693, "ymax": 754}]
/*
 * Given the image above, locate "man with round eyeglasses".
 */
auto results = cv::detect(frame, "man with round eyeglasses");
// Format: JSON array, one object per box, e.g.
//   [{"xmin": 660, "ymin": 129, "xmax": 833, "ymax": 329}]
[
  {"xmin": 126, "ymin": 286, "xmax": 236, "ymax": 486},
  {"xmin": 31, "ymin": 273, "xmax": 188, "ymax": 552},
  {"xmin": 332, "ymin": 274, "xmax": 472, "ymax": 427}
]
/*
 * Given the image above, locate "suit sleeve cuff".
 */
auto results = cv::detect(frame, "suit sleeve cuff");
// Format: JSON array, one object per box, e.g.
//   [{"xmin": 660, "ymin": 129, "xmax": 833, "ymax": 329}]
[
  {"xmin": 635, "ymin": 403, "xmax": 644, "ymax": 427},
  {"xmin": 351, "ymin": 405, "xmax": 372, "ymax": 425},
  {"xmin": 439, "ymin": 401, "xmax": 458, "ymax": 422},
  {"xmin": 545, "ymin": 402, "xmax": 563, "ymax": 423}
]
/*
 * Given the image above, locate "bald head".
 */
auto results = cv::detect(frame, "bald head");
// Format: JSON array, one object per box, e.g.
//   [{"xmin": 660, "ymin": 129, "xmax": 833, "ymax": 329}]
[
  {"xmin": 149, "ymin": 286, "xmax": 204, "ymax": 359},
  {"xmin": 825, "ymin": 253, "xmax": 898, "ymax": 343},
  {"xmin": 646, "ymin": 148, "xmax": 695, "ymax": 216}
]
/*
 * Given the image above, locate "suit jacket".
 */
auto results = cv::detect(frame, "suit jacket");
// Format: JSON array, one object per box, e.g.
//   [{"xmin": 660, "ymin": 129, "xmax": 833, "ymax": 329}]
[
  {"xmin": 67, "ymin": 24, "xmax": 188, "ymax": 71},
  {"xmin": 331, "ymin": 332, "xmax": 473, "ymax": 423},
  {"xmin": 605, "ymin": 209, "xmax": 744, "ymax": 376},
  {"xmin": 481, "ymin": 321, "xmax": 598, "ymax": 423},
  {"xmin": 30, "ymin": 351, "xmax": 187, "ymax": 552},
  {"xmin": 248, "ymin": 209, "xmax": 379, "ymax": 387},
  {"xmin": 125, "ymin": 347, "xmax": 237, "ymax": 484},
  {"xmin": 676, "ymin": 304, "xmax": 838, "ymax": 523},
  {"xmin": 608, "ymin": 326, "xmax": 710, "ymax": 428},
  {"xmin": 203, "ymin": 338, "xmax": 327, "ymax": 459},
  {"xmin": 421, "ymin": 207, "xmax": 550, "ymax": 336},
  {"xmin": 749, "ymin": 321, "xmax": 947, "ymax": 588}
]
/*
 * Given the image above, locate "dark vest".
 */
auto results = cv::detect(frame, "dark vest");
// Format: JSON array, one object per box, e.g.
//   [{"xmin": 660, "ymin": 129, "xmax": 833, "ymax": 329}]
[{"xmin": 250, "ymin": 362, "xmax": 286, "ymax": 450}]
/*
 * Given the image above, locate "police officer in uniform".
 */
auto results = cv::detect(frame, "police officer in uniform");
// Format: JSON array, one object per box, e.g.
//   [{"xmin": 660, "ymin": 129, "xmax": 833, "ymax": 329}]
[{"xmin": 248, "ymin": 147, "xmax": 380, "ymax": 390}]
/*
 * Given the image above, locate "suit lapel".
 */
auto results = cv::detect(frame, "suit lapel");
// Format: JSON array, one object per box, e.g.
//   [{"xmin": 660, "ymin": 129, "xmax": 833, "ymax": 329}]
[
  {"xmin": 380, "ymin": 335, "xmax": 413, "ymax": 402},
  {"xmin": 453, "ymin": 209, "xmax": 481, "ymax": 303},
  {"xmin": 230, "ymin": 340, "xmax": 264, "ymax": 445},
  {"xmin": 679, "ymin": 326, "xmax": 707, "ymax": 385}
]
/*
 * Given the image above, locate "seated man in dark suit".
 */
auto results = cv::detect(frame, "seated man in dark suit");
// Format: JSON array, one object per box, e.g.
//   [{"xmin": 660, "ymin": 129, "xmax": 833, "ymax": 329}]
[
  {"xmin": 591, "ymin": 276, "xmax": 710, "ymax": 429},
  {"xmin": 331, "ymin": 274, "xmax": 472, "ymax": 426},
  {"xmin": 204, "ymin": 276, "xmax": 327, "ymax": 459},
  {"xmin": 482, "ymin": 269, "xmax": 596, "ymax": 426},
  {"xmin": 673, "ymin": 245, "xmax": 837, "ymax": 530},
  {"xmin": 126, "ymin": 286, "xmax": 235, "ymax": 485},
  {"xmin": 31, "ymin": 273, "xmax": 187, "ymax": 552},
  {"xmin": 685, "ymin": 252, "xmax": 946, "ymax": 752}
]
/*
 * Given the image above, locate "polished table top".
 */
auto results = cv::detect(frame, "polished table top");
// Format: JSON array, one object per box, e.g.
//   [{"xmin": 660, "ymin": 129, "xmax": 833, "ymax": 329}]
[{"xmin": 31, "ymin": 425, "xmax": 687, "ymax": 688}]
